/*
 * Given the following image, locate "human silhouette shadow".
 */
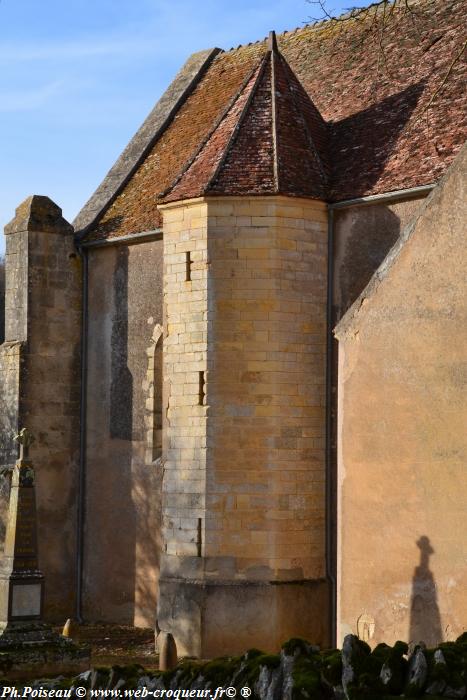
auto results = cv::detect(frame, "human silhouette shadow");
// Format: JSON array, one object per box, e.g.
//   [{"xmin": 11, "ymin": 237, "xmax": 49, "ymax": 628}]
[{"xmin": 409, "ymin": 536, "xmax": 443, "ymax": 646}]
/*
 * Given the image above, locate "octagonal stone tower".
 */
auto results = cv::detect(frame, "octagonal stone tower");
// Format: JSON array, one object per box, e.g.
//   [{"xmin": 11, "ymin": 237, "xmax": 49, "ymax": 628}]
[{"xmin": 157, "ymin": 36, "xmax": 330, "ymax": 657}]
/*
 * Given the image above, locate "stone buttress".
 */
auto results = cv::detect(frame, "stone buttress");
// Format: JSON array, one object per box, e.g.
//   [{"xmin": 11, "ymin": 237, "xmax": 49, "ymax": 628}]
[{"xmin": 0, "ymin": 196, "xmax": 81, "ymax": 620}]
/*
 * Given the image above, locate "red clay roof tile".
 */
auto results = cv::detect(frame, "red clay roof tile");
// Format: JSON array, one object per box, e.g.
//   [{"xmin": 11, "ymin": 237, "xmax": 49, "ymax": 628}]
[
  {"xmin": 162, "ymin": 44, "xmax": 329, "ymax": 202},
  {"xmin": 86, "ymin": 0, "xmax": 466, "ymax": 240}
]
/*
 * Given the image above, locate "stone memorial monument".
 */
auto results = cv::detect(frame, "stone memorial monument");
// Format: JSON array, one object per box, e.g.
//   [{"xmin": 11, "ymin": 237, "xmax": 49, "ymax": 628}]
[
  {"xmin": 0, "ymin": 428, "xmax": 44, "ymax": 629},
  {"xmin": 0, "ymin": 429, "xmax": 90, "ymax": 680}
]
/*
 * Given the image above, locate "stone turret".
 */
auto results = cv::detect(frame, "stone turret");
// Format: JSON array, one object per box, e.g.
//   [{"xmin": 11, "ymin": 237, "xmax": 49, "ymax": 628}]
[{"xmin": 157, "ymin": 39, "xmax": 330, "ymax": 657}]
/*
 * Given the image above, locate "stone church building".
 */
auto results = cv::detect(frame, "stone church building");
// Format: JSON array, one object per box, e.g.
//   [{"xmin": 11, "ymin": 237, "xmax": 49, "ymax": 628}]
[{"xmin": 0, "ymin": 0, "xmax": 466, "ymax": 657}]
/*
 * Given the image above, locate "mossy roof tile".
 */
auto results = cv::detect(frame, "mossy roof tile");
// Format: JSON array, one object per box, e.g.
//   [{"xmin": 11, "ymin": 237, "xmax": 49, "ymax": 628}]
[{"xmin": 82, "ymin": 0, "xmax": 466, "ymax": 241}]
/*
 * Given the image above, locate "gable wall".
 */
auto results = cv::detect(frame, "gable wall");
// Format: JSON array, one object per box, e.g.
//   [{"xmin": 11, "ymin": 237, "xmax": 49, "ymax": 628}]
[{"xmin": 336, "ymin": 147, "xmax": 467, "ymax": 646}]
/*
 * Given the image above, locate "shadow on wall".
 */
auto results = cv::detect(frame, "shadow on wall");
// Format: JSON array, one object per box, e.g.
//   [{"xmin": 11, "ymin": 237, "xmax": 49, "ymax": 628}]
[
  {"xmin": 106, "ymin": 245, "xmax": 161, "ymax": 625},
  {"xmin": 0, "ymin": 398, "xmax": 15, "ymax": 549},
  {"xmin": 0, "ymin": 473, "xmax": 10, "ymax": 550},
  {"xmin": 335, "ymin": 204, "xmax": 401, "ymax": 319},
  {"xmin": 111, "ymin": 248, "xmax": 133, "ymax": 440},
  {"xmin": 0, "ymin": 255, "xmax": 4, "ymax": 344},
  {"xmin": 109, "ymin": 246, "xmax": 135, "ymax": 619},
  {"xmin": 85, "ymin": 245, "xmax": 137, "ymax": 622},
  {"xmin": 409, "ymin": 535, "xmax": 443, "ymax": 646}
]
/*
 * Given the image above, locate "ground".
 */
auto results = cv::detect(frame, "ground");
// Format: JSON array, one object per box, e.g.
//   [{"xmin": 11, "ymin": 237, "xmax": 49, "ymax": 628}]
[{"xmin": 56, "ymin": 624, "xmax": 159, "ymax": 671}]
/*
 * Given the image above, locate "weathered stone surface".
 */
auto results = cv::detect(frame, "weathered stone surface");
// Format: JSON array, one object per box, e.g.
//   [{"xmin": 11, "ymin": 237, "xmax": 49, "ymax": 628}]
[
  {"xmin": 158, "ymin": 576, "xmax": 328, "ymax": 659},
  {"xmin": 0, "ymin": 621, "xmax": 90, "ymax": 681},
  {"xmin": 158, "ymin": 631, "xmax": 177, "ymax": 671},
  {"xmin": 341, "ymin": 634, "xmax": 371, "ymax": 698},
  {"xmin": 0, "ymin": 342, "xmax": 21, "ymax": 470},
  {"xmin": 4, "ymin": 196, "xmax": 73, "ymax": 236},
  {"xmin": 0, "ymin": 196, "xmax": 82, "ymax": 619},
  {"xmin": 3, "ymin": 635, "xmax": 467, "ymax": 697},
  {"xmin": 0, "ymin": 456, "xmax": 44, "ymax": 630},
  {"xmin": 405, "ymin": 647, "xmax": 428, "ymax": 694}
]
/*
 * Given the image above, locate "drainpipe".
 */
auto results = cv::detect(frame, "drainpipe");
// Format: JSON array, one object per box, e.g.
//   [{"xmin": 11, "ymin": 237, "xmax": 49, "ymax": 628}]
[
  {"xmin": 75, "ymin": 242, "xmax": 89, "ymax": 623},
  {"xmin": 325, "ymin": 182, "xmax": 435, "ymax": 647},
  {"xmin": 325, "ymin": 207, "xmax": 336, "ymax": 647}
]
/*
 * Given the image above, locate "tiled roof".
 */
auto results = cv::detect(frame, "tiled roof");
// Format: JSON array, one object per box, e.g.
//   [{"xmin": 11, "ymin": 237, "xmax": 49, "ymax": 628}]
[
  {"xmin": 162, "ymin": 37, "xmax": 329, "ymax": 203},
  {"xmin": 82, "ymin": 0, "xmax": 466, "ymax": 240}
]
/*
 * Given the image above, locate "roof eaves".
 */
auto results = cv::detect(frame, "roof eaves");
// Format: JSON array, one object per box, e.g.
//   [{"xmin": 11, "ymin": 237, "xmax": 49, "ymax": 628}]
[
  {"xmin": 206, "ymin": 52, "xmax": 270, "ymax": 193},
  {"xmin": 73, "ymin": 47, "xmax": 222, "ymax": 237}
]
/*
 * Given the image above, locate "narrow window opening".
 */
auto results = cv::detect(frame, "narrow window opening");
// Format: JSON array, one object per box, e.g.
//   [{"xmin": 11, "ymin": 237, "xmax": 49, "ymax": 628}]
[
  {"xmin": 152, "ymin": 336, "xmax": 163, "ymax": 460},
  {"xmin": 197, "ymin": 518, "xmax": 202, "ymax": 558},
  {"xmin": 185, "ymin": 251, "xmax": 192, "ymax": 281},
  {"xmin": 198, "ymin": 371, "xmax": 205, "ymax": 406},
  {"xmin": 145, "ymin": 329, "xmax": 163, "ymax": 465}
]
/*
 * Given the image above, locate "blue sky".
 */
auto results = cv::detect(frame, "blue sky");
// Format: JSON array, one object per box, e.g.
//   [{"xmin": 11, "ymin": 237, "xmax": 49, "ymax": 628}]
[{"xmin": 0, "ymin": 0, "xmax": 367, "ymax": 255}]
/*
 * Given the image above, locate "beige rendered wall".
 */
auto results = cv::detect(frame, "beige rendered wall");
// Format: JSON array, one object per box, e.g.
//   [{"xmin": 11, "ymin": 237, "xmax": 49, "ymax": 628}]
[
  {"xmin": 159, "ymin": 196, "xmax": 329, "ymax": 656},
  {"xmin": 84, "ymin": 240, "xmax": 163, "ymax": 626},
  {"xmin": 335, "ymin": 147, "xmax": 467, "ymax": 647}
]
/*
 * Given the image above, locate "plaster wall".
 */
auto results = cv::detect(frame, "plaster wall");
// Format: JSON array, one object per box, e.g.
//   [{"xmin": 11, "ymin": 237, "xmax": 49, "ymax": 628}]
[
  {"xmin": 336, "ymin": 149, "xmax": 467, "ymax": 647},
  {"xmin": 327, "ymin": 197, "xmax": 430, "ymax": 588},
  {"xmin": 333, "ymin": 198, "xmax": 426, "ymax": 319},
  {"xmin": 84, "ymin": 240, "xmax": 163, "ymax": 626}
]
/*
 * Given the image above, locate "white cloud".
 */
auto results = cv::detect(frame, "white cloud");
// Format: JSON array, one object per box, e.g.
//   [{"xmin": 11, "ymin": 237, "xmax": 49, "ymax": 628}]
[
  {"xmin": 0, "ymin": 80, "xmax": 64, "ymax": 112},
  {"xmin": 0, "ymin": 36, "xmax": 162, "ymax": 64}
]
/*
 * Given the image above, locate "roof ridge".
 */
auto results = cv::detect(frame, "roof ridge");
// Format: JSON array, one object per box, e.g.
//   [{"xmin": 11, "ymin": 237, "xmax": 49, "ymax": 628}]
[
  {"xmin": 162, "ymin": 38, "xmax": 331, "ymax": 203},
  {"xmin": 206, "ymin": 53, "xmax": 270, "ymax": 192},
  {"xmin": 159, "ymin": 53, "xmax": 267, "ymax": 199},
  {"xmin": 271, "ymin": 50, "xmax": 280, "ymax": 192},
  {"xmin": 224, "ymin": 1, "xmax": 423, "ymax": 55},
  {"xmin": 276, "ymin": 53, "xmax": 328, "ymax": 186}
]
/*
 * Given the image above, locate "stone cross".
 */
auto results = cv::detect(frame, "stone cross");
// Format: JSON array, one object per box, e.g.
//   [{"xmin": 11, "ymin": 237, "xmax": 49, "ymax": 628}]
[{"xmin": 13, "ymin": 428, "xmax": 35, "ymax": 462}]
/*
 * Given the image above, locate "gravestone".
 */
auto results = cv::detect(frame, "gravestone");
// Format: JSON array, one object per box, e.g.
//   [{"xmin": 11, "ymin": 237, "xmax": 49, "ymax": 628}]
[
  {"xmin": 0, "ymin": 429, "xmax": 90, "ymax": 680},
  {"xmin": 0, "ymin": 428, "xmax": 44, "ymax": 629}
]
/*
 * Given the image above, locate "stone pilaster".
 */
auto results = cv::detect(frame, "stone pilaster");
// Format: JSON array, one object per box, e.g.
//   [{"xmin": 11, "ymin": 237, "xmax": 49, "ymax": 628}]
[
  {"xmin": 158, "ymin": 196, "xmax": 329, "ymax": 657},
  {"xmin": 0, "ymin": 196, "xmax": 82, "ymax": 619}
]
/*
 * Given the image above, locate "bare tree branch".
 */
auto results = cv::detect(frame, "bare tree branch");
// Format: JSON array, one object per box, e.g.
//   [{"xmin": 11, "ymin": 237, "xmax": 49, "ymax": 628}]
[
  {"xmin": 305, "ymin": 0, "xmax": 466, "ymax": 115},
  {"xmin": 419, "ymin": 37, "xmax": 467, "ymax": 117}
]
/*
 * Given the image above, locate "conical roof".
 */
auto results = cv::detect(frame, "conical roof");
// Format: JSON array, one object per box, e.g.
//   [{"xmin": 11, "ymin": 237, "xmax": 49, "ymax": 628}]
[{"xmin": 161, "ymin": 33, "xmax": 329, "ymax": 203}]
